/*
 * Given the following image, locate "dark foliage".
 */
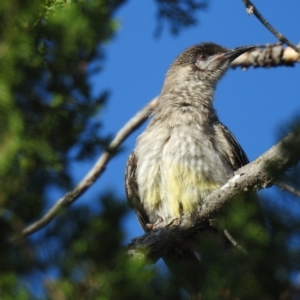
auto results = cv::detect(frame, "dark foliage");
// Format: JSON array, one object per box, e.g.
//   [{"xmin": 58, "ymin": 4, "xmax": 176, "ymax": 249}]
[{"xmin": 0, "ymin": 0, "xmax": 299, "ymax": 299}]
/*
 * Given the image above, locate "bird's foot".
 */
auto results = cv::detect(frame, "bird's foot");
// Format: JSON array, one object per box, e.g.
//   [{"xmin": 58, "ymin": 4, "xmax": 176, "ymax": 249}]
[{"xmin": 145, "ymin": 223, "xmax": 154, "ymax": 231}]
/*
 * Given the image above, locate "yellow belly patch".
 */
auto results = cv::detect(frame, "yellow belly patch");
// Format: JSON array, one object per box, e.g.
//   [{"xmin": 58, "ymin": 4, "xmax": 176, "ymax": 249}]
[{"xmin": 144, "ymin": 163, "xmax": 221, "ymax": 219}]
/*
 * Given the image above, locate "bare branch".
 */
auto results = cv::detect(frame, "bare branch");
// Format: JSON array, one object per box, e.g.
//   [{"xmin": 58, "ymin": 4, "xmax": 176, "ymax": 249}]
[
  {"xmin": 128, "ymin": 131, "xmax": 300, "ymax": 262},
  {"xmin": 22, "ymin": 97, "xmax": 158, "ymax": 237},
  {"xmin": 21, "ymin": 42, "xmax": 299, "ymax": 238},
  {"xmin": 223, "ymin": 229, "xmax": 248, "ymax": 254},
  {"xmin": 231, "ymin": 44, "xmax": 300, "ymax": 69},
  {"xmin": 275, "ymin": 180, "xmax": 300, "ymax": 197},
  {"xmin": 242, "ymin": 0, "xmax": 299, "ymax": 53}
]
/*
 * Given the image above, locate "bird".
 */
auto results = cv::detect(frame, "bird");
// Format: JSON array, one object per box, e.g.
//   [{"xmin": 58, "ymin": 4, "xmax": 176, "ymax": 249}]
[{"xmin": 125, "ymin": 42, "xmax": 254, "ymax": 295}]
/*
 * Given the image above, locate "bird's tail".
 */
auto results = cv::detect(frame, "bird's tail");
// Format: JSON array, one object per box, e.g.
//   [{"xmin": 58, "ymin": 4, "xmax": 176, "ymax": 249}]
[
  {"xmin": 162, "ymin": 227, "xmax": 239, "ymax": 298},
  {"xmin": 163, "ymin": 248, "xmax": 203, "ymax": 298}
]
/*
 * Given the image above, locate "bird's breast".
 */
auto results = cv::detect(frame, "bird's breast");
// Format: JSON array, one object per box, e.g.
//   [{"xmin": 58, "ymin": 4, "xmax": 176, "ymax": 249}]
[{"xmin": 136, "ymin": 112, "xmax": 233, "ymax": 223}]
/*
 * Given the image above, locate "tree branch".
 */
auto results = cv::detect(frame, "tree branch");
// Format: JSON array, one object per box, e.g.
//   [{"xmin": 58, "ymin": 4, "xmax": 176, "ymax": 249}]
[
  {"xmin": 223, "ymin": 229, "xmax": 248, "ymax": 254},
  {"xmin": 22, "ymin": 98, "xmax": 158, "ymax": 237},
  {"xmin": 127, "ymin": 131, "xmax": 300, "ymax": 262},
  {"xmin": 21, "ymin": 43, "xmax": 299, "ymax": 238},
  {"xmin": 231, "ymin": 44, "xmax": 300, "ymax": 68},
  {"xmin": 275, "ymin": 180, "xmax": 300, "ymax": 197},
  {"xmin": 242, "ymin": 0, "xmax": 299, "ymax": 53}
]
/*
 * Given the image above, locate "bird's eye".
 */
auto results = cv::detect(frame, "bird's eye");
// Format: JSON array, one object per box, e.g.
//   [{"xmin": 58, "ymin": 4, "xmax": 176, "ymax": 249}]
[{"xmin": 198, "ymin": 53, "xmax": 208, "ymax": 60}]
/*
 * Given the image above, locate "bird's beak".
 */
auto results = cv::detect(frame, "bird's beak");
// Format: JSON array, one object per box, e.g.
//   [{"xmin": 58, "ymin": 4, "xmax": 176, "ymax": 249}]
[{"xmin": 223, "ymin": 45, "xmax": 255, "ymax": 62}]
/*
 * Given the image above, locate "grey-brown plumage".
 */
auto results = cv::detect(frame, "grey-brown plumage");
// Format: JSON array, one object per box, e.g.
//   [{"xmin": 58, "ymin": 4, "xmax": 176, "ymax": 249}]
[
  {"xmin": 125, "ymin": 42, "xmax": 253, "ymax": 231},
  {"xmin": 125, "ymin": 42, "xmax": 254, "ymax": 295}
]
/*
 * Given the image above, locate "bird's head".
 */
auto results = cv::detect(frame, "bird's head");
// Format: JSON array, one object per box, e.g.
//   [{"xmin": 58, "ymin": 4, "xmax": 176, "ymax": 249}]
[{"xmin": 162, "ymin": 42, "xmax": 254, "ymax": 95}]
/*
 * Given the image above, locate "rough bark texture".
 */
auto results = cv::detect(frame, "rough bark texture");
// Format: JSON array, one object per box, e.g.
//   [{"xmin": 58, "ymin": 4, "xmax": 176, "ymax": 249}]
[{"xmin": 127, "ymin": 131, "xmax": 300, "ymax": 262}]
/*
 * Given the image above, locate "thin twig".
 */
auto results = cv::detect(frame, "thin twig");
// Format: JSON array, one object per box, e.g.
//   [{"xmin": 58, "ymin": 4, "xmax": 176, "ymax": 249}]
[
  {"xmin": 223, "ymin": 229, "xmax": 248, "ymax": 255},
  {"xmin": 242, "ymin": 0, "xmax": 299, "ymax": 53},
  {"xmin": 22, "ymin": 97, "xmax": 158, "ymax": 237},
  {"xmin": 275, "ymin": 180, "xmax": 300, "ymax": 197}
]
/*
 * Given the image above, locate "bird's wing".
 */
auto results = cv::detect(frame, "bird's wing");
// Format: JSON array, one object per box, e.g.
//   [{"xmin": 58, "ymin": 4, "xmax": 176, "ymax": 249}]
[
  {"xmin": 214, "ymin": 121, "xmax": 249, "ymax": 171},
  {"xmin": 125, "ymin": 151, "xmax": 149, "ymax": 231}
]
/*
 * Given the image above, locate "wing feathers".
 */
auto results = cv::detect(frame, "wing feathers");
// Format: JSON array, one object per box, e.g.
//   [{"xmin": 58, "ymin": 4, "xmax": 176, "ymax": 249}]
[{"xmin": 214, "ymin": 121, "xmax": 249, "ymax": 171}]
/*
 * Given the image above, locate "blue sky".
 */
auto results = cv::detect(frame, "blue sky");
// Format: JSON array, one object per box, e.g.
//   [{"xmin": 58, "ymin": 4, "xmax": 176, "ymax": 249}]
[{"xmin": 65, "ymin": 0, "xmax": 300, "ymax": 241}]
